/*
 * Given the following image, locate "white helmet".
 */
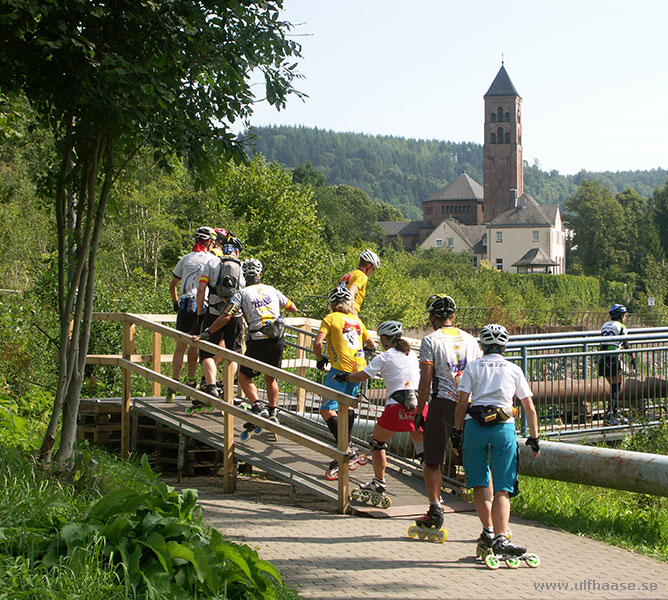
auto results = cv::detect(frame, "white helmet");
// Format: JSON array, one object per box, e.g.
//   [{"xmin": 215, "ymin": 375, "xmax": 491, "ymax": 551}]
[
  {"xmin": 377, "ymin": 320, "xmax": 403, "ymax": 338},
  {"xmin": 479, "ymin": 323, "xmax": 509, "ymax": 347},
  {"xmin": 360, "ymin": 249, "xmax": 380, "ymax": 269},
  {"xmin": 328, "ymin": 286, "xmax": 353, "ymax": 304},
  {"xmin": 194, "ymin": 226, "xmax": 216, "ymax": 241},
  {"xmin": 242, "ymin": 258, "xmax": 262, "ymax": 278}
]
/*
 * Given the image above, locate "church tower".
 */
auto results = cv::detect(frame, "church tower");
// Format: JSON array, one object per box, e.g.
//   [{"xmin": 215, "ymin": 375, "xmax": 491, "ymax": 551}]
[{"xmin": 483, "ymin": 64, "xmax": 523, "ymax": 221}]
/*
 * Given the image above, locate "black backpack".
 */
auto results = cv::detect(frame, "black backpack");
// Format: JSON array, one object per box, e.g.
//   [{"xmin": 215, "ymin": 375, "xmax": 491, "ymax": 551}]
[{"xmin": 212, "ymin": 256, "xmax": 242, "ymax": 299}]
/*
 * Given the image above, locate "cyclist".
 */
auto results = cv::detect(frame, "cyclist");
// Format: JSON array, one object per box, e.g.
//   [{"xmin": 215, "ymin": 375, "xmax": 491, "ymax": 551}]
[
  {"xmin": 338, "ymin": 320, "xmax": 426, "ymax": 496},
  {"xmin": 414, "ymin": 293, "xmax": 481, "ymax": 532},
  {"xmin": 166, "ymin": 226, "xmax": 216, "ymax": 401},
  {"xmin": 598, "ymin": 304, "xmax": 636, "ymax": 425},
  {"xmin": 193, "ymin": 258, "xmax": 297, "ymax": 418},
  {"xmin": 339, "ymin": 248, "xmax": 380, "ymax": 315},
  {"xmin": 313, "ymin": 287, "xmax": 375, "ymax": 475},
  {"xmin": 452, "ymin": 323, "xmax": 540, "ymax": 558},
  {"xmin": 195, "ymin": 235, "xmax": 244, "ymax": 398}
]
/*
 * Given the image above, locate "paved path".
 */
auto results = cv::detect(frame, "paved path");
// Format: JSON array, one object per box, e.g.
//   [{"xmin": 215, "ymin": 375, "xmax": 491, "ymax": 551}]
[{"xmin": 175, "ymin": 475, "xmax": 668, "ymax": 600}]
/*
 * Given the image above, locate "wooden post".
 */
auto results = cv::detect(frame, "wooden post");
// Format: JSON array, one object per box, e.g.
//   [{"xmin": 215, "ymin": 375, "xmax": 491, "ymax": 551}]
[
  {"xmin": 337, "ymin": 407, "xmax": 350, "ymax": 514},
  {"xmin": 121, "ymin": 319, "xmax": 135, "ymax": 459},
  {"xmin": 152, "ymin": 330, "xmax": 162, "ymax": 397},
  {"xmin": 295, "ymin": 322, "xmax": 311, "ymax": 412},
  {"xmin": 222, "ymin": 359, "xmax": 236, "ymax": 493}
]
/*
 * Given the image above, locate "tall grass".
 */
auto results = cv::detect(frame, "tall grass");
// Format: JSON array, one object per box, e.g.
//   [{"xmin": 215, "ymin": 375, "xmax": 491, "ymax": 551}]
[{"xmin": 511, "ymin": 420, "xmax": 668, "ymax": 561}]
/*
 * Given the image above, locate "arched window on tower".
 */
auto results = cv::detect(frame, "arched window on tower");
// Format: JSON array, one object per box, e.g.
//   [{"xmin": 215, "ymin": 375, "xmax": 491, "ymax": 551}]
[
  {"xmin": 491, "ymin": 113, "xmax": 496, "ymax": 122},
  {"xmin": 497, "ymin": 127, "xmax": 504, "ymax": 144},
  {"xmin": 497, "ymin": 106, "xmax": 503, "ymax": 121},
  {"xmin": 505, "ymin": 132, "xmax": 510, "ymax": 143},
  {"xmin": 491, "ymin": 133, "xmax": 496, "ymax": 144},
  {"xmin": 504, "ymin": 112, "xmax": 510, "ymax": 122}
]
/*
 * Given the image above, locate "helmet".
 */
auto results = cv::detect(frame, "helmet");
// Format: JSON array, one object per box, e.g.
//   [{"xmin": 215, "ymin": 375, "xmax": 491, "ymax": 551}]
[
  {"xmin": 360, "ymin": 249, "xmax": 380, "ymax": 269},
  {"xmin": 479, "ymin": 323, "xmax": 509, "ymax": 347},
  {"xmin": 242, "ymin": 258, "xmax": 262, "ymax": 278},
  {"xmin": 227, "ymin": 235, "xmax": 242, "ymax": 252},
  {"xmin": 609, "ymin": 304, "xmax": 627, "ymax": 320},
  {"xmin": 377, "ymin": 320, "xmax": 404, "ymax": 338},
  {"xmin": 214, "ymin": 227, "xmax": 229, "ymax": 243},
  {"xmin": 425, "ymin": 293, "xmax": 456, "ymax": 317},
  {"xmin": 222, "ymin": 244, "xmax": 239, "ymax": 256},
  {"xmin": 194, "ymin": 226, "xmax": 216, "ymax": 241},
  {"xmin": 328, "ymin": 286, "xmax": 353, "ymax": 304}
]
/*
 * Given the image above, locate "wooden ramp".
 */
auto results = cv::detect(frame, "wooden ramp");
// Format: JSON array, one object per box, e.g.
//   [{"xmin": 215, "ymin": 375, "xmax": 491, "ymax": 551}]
[{"xmin": 130, "ymin": 397, "xmax": 475, "ymax": 517}]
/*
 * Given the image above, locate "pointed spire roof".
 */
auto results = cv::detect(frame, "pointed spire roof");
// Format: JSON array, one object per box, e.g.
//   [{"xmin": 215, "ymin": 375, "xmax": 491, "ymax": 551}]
[{"xmin": 484, "ymin": 64, "xmax": 519, "ymax": 97}]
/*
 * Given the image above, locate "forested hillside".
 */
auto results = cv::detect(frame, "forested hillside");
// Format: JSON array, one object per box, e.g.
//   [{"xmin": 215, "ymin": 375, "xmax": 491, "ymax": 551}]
[{"xmin": 246, "ymin": 125, "xmax": 668, "ymax": 219}]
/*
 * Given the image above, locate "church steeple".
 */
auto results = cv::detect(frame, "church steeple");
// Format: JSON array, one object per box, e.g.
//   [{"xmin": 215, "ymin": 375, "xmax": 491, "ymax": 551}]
[{"xmin": 483, "ymin": 64, "xmax": 523, "ymax": 221}]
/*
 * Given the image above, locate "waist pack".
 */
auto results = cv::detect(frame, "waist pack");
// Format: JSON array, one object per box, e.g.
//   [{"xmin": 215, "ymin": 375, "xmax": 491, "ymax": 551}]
[
  {"xmin": 468, "ymin": 404, "xmax": 516, "ymax": 426},
  {"xmin": 390, "ymin": 389, "xmax": 418, "ymax": 411},
  {"xmin": 179, "ymin": 296, "xmax": 197, "ymax": 314},
  {"xmin": 256, "ymin": 320, "xmax": 285, "ymax": 340}
]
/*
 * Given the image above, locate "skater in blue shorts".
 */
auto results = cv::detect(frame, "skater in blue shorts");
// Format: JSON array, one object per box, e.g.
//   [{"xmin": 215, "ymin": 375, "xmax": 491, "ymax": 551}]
[{"xmin": 452, "ymin": 323, "xmax": 540, "ymax": 560}]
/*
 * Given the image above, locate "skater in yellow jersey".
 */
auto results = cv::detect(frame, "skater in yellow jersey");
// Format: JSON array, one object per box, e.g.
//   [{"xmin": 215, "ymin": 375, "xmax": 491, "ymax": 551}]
[{"xmin": 339, "ymin": 248, "xmax": 380, "ymax": 315}]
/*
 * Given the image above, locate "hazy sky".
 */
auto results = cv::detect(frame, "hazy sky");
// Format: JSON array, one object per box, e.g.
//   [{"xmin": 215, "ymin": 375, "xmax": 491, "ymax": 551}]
[{"xmin": 244, "ymin": 0, "xmax": 668, "ymax": 175}]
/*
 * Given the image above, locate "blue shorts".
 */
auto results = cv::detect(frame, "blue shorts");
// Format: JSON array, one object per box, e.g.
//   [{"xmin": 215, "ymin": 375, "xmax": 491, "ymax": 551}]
[
  {"xmin": 320, "ymin": 368, "xmax": 360, "ymax": 411},
  {"xmin": 462, "ymin": 420, "xmax": 519, "ymax": 496}
]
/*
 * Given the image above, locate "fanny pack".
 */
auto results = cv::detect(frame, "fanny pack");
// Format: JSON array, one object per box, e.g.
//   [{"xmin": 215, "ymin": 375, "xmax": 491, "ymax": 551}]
[
  {"xmin": 179, "ymin": 296, "xmax": 197, "ymax": 314},
  {"xmin": 468, "ymin": 404, "xmax": 516, "ymax": 426},
  {"xmin": 390, "ymin": 389, "xmax": 418, "ymax": 411},
  {"xmin": 255, "ymin": 320, "xmax": 285, "ymax": 340}
]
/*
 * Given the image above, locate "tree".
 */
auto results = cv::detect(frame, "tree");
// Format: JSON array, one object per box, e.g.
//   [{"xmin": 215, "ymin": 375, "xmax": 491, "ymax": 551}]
[
  {"xmin": 653, "ymin": 181, "xmax": 668, "ymax": 259},
  {"xmin": 0, "ymin": 1, "xmax": 303, "ymax": 463}
]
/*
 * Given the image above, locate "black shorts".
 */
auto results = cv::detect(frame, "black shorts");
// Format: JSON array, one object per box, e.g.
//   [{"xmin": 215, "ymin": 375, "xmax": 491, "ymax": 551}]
[
  {"xmin": 598, "ymin": 355, "xmax": 621, "ymax": 378},
  {"xmin": 239, "ymin": 337, "xmax": 286, "ymax": 379},
  {"xmin": 423, "ymin": 398, "xmax": 458, "ymax": 466},
  {"xmin": 175, "ymin": 307, "xmax": 197, "ymax": 334},
  {"xmin": 199, "ymin": 313, "xmax": 244, "ymax": 360}
]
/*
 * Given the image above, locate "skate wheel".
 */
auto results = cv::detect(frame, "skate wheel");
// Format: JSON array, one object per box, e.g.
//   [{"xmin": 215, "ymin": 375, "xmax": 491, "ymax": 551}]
[
  {"xmin": 485, "ymin": 555, "xmax": 500, "ymax": 570},
  {"xmin": 436, "ymin": 529, "xmax": 447, "ymax": 543},
  {"xmin": 427, "ymin": 531, "xmax": 437, "ymax": 542},
  {"xmin": 417, "ymin": 530, "xmax": 427, "ymax": 540},
  {"xmin": 185, "ymin": 406, "xmax": 195, "ymax": 415},
  {"xmin": 525, "ymin": 554, "xmax": 540, "ymax": 568},
  {"xmin": 357, "ymin": 454, "xmax": 369, "ymax": 466},
  {"xmin": 253, "ymin": 426, "xmax": 263, "ymax": 435},
  {"xmin": 351, "ymin": 489, "xmax": 361, "ymax": 501},
  {"xmin": 506, "ymin": 557, "xmax": 520, "ymax": 569},
  {"xmin": 370, "ymin": 494, "xmax": 381, "ymax": 507},
  {"xmin": 325, "ymin": 469, "xmax": 338, "ymax": 481},
  {"xmin": 381, "ymin": 496, "xmax": 392, "ymax": 509},
  {"xmin": 269, "ymin": 416, "xmax": 279, "ymax": 424},
  {"xmin": 407, "ymin": 525, "xmax": 418, "ymax": 538},
  {"xmin": 505, "ymin": 528, "xmax": 512, "ymax": 539},
  {"xmin": 348, "ymin": 461, "xmax": 359, "ymax": 471},
  {"xmin": 195, "ymin": 406, "xmax": 205, "ymax": 414},
  {"xmin": 206, "ymin": 405, "xmax": 215, "ymax": 412},
  {"xmin": 359, "ymin": 490, "xmax": 371, "ymax": 503},
  {"xmin": 240, "ymin": 430, "xmax": 250, "ymax": 442}
]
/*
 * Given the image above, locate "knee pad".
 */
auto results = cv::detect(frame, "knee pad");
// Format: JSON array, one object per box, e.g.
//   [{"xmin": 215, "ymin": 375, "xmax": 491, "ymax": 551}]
[{"xmin": 370, "ymin": 438, "xmax": 388, "ymax": 452}]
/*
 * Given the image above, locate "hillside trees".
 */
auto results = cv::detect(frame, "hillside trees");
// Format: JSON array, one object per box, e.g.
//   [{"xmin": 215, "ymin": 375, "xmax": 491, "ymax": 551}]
[{"xmin": 0, "ymin": 0, "xmax": 303, "ymax": 463}]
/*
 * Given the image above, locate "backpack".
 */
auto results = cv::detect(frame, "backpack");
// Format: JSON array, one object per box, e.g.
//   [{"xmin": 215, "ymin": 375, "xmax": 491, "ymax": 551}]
[{"xmin": 212, "ymin": 256, "xmax": 242, "ymax": 300}]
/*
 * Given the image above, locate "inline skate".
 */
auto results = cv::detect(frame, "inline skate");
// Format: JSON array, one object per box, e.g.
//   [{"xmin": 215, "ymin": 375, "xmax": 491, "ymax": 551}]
[
  {"xmin": 351, "ymin": 477, "xmax": 391, "ymax": 508},
  {"xmin": 407, "ymin": 504, "xmax": 447, "ymax": 543},
  {"xmin": 484, "ymin": 535, "xmax": 540, "ymax": 569}
]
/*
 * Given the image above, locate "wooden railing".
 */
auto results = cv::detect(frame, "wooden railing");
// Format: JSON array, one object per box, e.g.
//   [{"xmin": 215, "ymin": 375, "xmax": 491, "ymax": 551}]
[{"xmin": 86, "ymin": 313, "xmax": 357, "ymax": 513}]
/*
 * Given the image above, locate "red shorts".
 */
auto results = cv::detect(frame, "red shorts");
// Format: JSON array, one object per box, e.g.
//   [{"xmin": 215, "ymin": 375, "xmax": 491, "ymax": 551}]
[{"xmin": 377, "ymin": 403, "xmax": 428, "ymax": 433}]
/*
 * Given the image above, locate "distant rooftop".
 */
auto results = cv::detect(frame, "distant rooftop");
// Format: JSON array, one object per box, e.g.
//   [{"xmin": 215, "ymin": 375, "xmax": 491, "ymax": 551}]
[{"xmin": 424, "ymin": 173, "xmax": 484, "ymax": 203}]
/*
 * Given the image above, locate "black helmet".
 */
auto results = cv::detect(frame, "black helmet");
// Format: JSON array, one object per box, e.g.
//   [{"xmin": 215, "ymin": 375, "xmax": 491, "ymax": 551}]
[
  {"xmin": 609, "ymin": 304, "xmax": 627, "ymax": 320},
  {"xmin": 425, "ymin": 294, "xmax": 456, "ymax": 317}
]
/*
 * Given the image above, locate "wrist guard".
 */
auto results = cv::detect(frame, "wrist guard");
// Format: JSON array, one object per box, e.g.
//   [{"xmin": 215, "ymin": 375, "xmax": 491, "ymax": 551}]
[
  {"xmin": 316, "ymin": 355, "xmax": 329, "ymax": 370},
  {"xmin": 525, "ymin": 436, "xmax": 540, "ymax": 453},
  {"xmin": 334, "ymin": 372, "xmax": 348, "ymax": 383},
  {"xmin": 450, "ymin": 428, "xmax": 463, "ymax": 453}
]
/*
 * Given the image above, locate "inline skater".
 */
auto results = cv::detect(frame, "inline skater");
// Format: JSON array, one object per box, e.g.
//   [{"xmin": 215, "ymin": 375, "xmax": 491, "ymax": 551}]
[
  {"xmin": 452, "ymin": 323, "xmax": 540, "ymax": 566},
  {"xmin": 313, "ymin": 287, "xmax": 376, "ymax": 478},
  {"xmin": 598, "ymin": 304, "xmax": 636, "ymax": 425},
  {"xmin": 339, "ymin": 248, "xmax": 380, "ymax": 315},
  {"xmin": 166, "ymin": 226, "xmax": 216, "ymax": 402},
  {"xmin": 337, "ymin": 320, "xmax": 426, "ymax": 506},
  {"xmin": 413, "ymin": 293, "xmax": 481, "ymax": 536},
  {"xmin": 192, "ymin": 258, "xmax": 297, "ymax": 420},
  {"xmin": 195, "ymin": 234, "xmax": 244, "ymax": 401}
]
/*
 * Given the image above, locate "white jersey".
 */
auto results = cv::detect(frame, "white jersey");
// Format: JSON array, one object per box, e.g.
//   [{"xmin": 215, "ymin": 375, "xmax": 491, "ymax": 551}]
[
  {"xmin": 172, "ymin": 251, "xmax": 212, "ymax": 299},
  {"xmin": 418, "ymin": 327, "xmax": 481, "ymax": 401},
  {"xmin": 458, "ymin": 353, "xmax": 533, "ymax": 423},
  {"xmin": 228, "ymin": 283, "xmax": 290, "ymax": 340},
  {"xmin": 362, "ymin": 347, "xmax": 420, "ymax": 404}
]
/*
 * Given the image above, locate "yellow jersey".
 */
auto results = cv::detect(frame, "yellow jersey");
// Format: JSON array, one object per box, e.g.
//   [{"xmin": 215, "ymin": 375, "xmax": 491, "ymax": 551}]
[
  {"xmin": 319, "ymin": 311, "xmax": 370, "ymax": 373},
  {"xmin": 340, "ymin": 268, "xmax": 368, "ymax": 314}
]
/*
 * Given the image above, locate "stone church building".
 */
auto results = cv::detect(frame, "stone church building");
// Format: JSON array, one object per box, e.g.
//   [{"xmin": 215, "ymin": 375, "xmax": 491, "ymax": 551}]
[{"xmin": 379, "ymin": 64, "xmax": 566, "ymax": 274}]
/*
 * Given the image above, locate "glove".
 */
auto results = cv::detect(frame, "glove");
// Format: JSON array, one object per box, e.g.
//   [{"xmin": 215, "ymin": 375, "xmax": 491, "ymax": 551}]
[
  {"xmin": 173, "ymin": 300, "xmax": 180, "ymax": 313},
  {"xmin": 334, "ymin": 372, "xmax": 348, "ymax": 383},
  {"xmin": 450, "ymin": 428, "xmax": 463, "ymax": 455},
  {"xmin": 316, "ymin": 355, "xmax": 329, "ymax": 370},
  {"xmin": 414, "ymin": 412, "xmax": 426, "ymax": 431},
  {"xmin": 198, "ymin": 329, "xmax": 211, "ymax": 341},
  {"xmin": 190, "ymin": 314, "xmax": 204, "ymax": 335},
  {"xmin": 525, "ymin": 436, "xmax": 540, "ymax": 453}
]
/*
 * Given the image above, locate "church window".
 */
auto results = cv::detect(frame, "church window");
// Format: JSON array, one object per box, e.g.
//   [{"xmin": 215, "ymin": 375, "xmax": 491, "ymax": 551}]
[
  {"xmin": 497, "ymin": 127, "xmax": 504, "ymax": 143},
  {"xmin": 491, "ymin": 113, "xmax": 496, "ymax": 122},
  {"xmin": 505, "ymin": 132, "xmax": 510, "ymax": 143},
  {"xmin": 491, "ymin": 133, "xmax": 496, "ymax": 144},
  {"xmin": 497, "ymin": 106, "xmax": 503, "ymax": 121},
  {"xmin": 504, "ymin": 112, "xmax": 510, "ymax": 122}
]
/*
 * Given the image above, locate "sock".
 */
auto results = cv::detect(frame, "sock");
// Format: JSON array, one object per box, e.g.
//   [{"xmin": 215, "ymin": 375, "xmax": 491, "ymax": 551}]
[
  {"xmin": 325, "ymin": 416, "xmax": 338, "ymax": 441},
  {"xmin": 429, "ymin": 500, "xmax": 440, "ymax": 509}
]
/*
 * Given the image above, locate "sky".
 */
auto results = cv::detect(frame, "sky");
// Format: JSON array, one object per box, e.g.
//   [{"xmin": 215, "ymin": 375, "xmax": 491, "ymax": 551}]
[{"xmin": 243, "ymin": 0, "xmax": 668, "ymax": 175}]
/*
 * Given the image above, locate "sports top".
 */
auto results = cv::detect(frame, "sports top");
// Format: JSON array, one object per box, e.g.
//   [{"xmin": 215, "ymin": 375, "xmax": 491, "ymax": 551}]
[
  {"xmin": 340, "ymin": 268, "xmax": 368, "ymax": 313},
  {"xmin": 458, "ymin": 354, "xmax": 533, "ymax": 423},
  {"xmin": 318, "ymin": 311, "xmax": 371, "ymax": 373},
  {"xmin": 228, "ymin": 283, "xmax": 294, "ymax": 340},
  {"xmin": 172, "ymin": 251, "xmax": 212, "ymax": 298},
  {"xmin": 599, "ymin": 320, "xmax": 629, "ymax": 351},
  {"xmin": 418, "ymin": 326, "xmax": 481, "ymax": 401},
  {"xmin": 363, "ymin": 347, "xmax": 419, "ymax": 403}
]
